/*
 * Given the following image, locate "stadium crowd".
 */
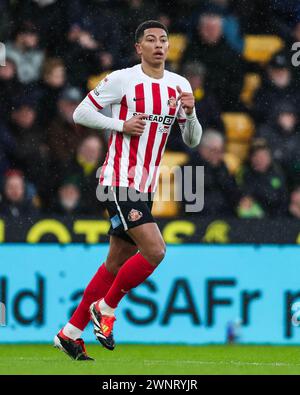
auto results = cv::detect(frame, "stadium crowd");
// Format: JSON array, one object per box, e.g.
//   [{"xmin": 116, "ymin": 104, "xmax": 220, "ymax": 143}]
[{"xmin": 1, "ymin": 0, "xmax": 300, "ymax": 219}]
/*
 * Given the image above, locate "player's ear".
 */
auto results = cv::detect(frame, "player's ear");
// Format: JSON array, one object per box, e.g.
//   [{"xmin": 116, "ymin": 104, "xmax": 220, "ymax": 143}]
[{"xmin": 135, "ymin": 42, "xmax": 142, "ymax": 56}]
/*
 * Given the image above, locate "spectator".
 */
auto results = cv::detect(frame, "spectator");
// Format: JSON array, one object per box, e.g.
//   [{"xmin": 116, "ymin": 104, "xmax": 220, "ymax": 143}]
[
  {"xmin": 238, "ymin": 139, "xmax": 288, "ymax": 217},
  {"xmin": 52, "ymin": 180, "xmax": 83, "ymax": 216},
  {"xmin": 0, "ymin": 58, "xmax": 22, "ymax": 122},
  {"xmin": 237, "ymin": 195, "xmax": 264, "ymax": 219},
  {"xmin": 0, "ymin": 2, "xmax": 300, "ymax": 219},
  {"xmin": 0, "ymin": 58, "xmax": 19, "ymax": 177},
  {"xmin": 183, "ymin": 61, "xmax": 224, "ymax": 131},
  {"xmin": 182, "ymin": 130, "xmax": 242, "ymax": 216},
  {"xmin": 253, "ymin": 51, "xmax": 300, "ymax": 124},
  {"xmin": 8, "ymin": 96, "xmax": 43, "ymax": 169},
  {"xmin": 289, "ymin": 186, "xmax": 300, "ymax": 219},
  {"xmin": 184, "ymin": 12, "xmax": 244, "ymax": 111},
  {"xmin": 9, "ymin": 0, "xmax": 82, "ymax": 56},
  {"xmin": 257, "ymin": 102, "xmax": 300, "ymax": 189},
  {"xmin": 5, "ymin": 95, "xmax": 52, "ymax": 208},
  {"xmin": 0, "ymin": 122, "xmax": 15, "ymax": 179},
  {"xmin": 5, "ymin": 21, "xmax": 45, "ymax": 84},
  {"xmin": 194, "ymin": 1, "xmax": 244, "ymax": 53},
  {"xmin": 44, "ymin": 86, "xmax": 95, "ymax": 208},
  {"xmin": 62, "ymin": 24, "xmax": 100, "ymax": 86},
  {"xmin": 0, "ymin": 0, "xmax": 10, "ymax": 40},
  {"xmin": 0, "ymin": 170, "xmax": 39, "ymax": 218},
  {"xmin": 167, "ymin": 61, "xmax": 224, "ymax": 152},
  {"xmin": 62, "ymin": 134, "xmax": 106, "ymax": 215},
  {"xmin": 46, "ymin": 86, "xmax": 86, "ymax": 166},
  {"xmin": 36, "ymin": 57, "xmax": 66, "ymax": 128}
]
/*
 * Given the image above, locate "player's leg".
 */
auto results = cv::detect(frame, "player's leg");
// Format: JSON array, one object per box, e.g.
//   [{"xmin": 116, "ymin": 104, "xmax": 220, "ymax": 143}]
[
  {"xmin": 90, "ymin": 186, "xmax": 166, "ymax": 350},
  {"xmin": 105, "ymin": 235, "xmax": 138, "ymax": 275},
  {"xmin": 66, "ymin": 235, "xmax": 137, "ymax": 334},
  {"xmin": 128, "ymin": 222, "xmax": 165, "ymax": 265},
  {"xmin": 54, "ymin": 235, "xmax": 137, "ymax": 359},
  {"xmin": 103, "ymin": 222, "xmax": 165, "ymax": 309},
  {"xmin": 90, "ymin": 214, "xmax": 165, "ymax": 350}
]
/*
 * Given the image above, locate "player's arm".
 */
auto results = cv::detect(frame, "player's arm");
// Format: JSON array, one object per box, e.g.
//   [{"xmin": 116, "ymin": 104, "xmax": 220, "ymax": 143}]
[
  {"xmin": 176, "ymin": 84, "xmax": 202, "ymax": 148},
  {"xmin": 73, "ymin": 71, "xmax": 146, "ymax": 136},
  {"xmin": 73, "ymin": 71, "xmax": 124, "ymax": 131}
]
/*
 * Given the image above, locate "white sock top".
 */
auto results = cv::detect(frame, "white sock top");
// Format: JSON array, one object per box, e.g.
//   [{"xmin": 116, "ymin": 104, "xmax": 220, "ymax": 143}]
[
  {"xmin": 62, "ymin": 323, "xmax": 83, "ymax": 340},
  {"xmin": 98, "ymin": 299, "xmax": 115, "ymax": 317}
]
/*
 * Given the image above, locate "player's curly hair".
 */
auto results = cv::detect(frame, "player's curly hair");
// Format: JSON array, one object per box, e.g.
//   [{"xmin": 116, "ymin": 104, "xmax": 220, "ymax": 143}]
[{"xmin": 135, "ymin": 20, "xmax": 169, "ymax": 43}]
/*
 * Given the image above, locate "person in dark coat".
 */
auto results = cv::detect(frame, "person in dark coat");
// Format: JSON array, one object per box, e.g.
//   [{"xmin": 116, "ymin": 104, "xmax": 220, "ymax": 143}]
[
  {"xmin": 239, "ymin": 138, "xmax": 289, "ymax": 217},
  {"xmin": 183, "ymin": 12, "xmax": 244, "ymax": 111},
  {"xmin": 253, "ymin": 51, "xmax": 300, "ymax": 124},
  {"xmin": 36, "ymin": 57, "xmax": 66, "ymax": 129},
  {"xmin": 0, "ymin": 169, "xmax": 39, "ymax": 218},
  {"xmin": 182, "ymin": 129, "xmax": 242, "ymax": 216},
  {"xmin": 0, "ymin": 57, "xmax": 23, "ymax": 123},
  {"xmin": 256, "ymin": 101, "xmax": 300, "ymax": 189},
  {"xmin": 61, "ymin": 134, "xmax": 106, "ymax": 215},
  {"xmin": 46, "ymin": 86, "xmax": 86, "ymax": 166},
  {"xmin": 167, "ymin": 61, "xmax": 224, "ymax": 152},
  {"xmin": 51, "ymin": 180, "xmax": 84, "ymax": 217}
]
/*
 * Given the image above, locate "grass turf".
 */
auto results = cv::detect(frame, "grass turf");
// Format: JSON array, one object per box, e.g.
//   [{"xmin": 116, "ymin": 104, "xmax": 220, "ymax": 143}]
[{"xmin": 0, "ymin": 344, "xmax": 299, "ymax": 375}]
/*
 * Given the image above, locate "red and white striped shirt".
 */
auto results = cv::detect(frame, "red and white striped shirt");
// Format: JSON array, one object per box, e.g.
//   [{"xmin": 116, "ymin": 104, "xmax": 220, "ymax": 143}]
[{"xmin": 87, "ymin": 64, "xmax": 192, "ymax": 193}]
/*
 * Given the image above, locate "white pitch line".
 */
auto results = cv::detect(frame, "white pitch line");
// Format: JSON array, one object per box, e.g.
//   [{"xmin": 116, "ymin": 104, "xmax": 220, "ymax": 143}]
[{"xmin": 143, "ymin": 360, "xmax": 300, "ymax": 367}]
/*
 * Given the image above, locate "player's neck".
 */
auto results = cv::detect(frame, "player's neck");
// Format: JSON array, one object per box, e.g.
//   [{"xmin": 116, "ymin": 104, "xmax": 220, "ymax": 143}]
[{"xmin": 141, "ymin": 62, "xmax": 164, "ymax": 79}]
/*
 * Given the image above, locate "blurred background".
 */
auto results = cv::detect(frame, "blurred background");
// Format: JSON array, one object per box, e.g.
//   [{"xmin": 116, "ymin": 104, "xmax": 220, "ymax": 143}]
[
  {"xmin": 1, "ymin": 0, "xmax": 300, "ymax": 223},
  {"xmin": 1, "ymin": 0, "xmax": 300, "ymax": 347}
]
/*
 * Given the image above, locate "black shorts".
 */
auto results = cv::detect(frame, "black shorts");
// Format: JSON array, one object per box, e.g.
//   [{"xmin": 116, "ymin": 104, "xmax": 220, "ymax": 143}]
[{"xmin": 98, "ymin": 185, "xmax": 155, "ymax": 245}]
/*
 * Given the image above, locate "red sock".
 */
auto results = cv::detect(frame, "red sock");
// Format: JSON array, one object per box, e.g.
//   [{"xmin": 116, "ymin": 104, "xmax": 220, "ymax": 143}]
[
  {"xmin": 104, "ymin": 253, "xmax": 156, "ymax": 309},
  {"xmin": 70, "ymin": 263, "xmax": 115, "ymax": 330}
]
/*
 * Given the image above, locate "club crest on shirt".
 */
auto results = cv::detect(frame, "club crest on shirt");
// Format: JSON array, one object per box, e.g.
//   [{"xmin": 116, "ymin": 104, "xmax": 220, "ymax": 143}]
[
  {"xmin": 167, "ymin": 96, "xmax": 177, "ymax": 108},
  {"xmin": 128, "ymin": 209, "xmax": 143, "ymax": 222}
]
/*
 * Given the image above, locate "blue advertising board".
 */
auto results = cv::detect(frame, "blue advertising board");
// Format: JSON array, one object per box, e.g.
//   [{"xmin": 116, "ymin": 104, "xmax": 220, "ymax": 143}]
[{"xmin": 0, "ymin": 244, "xmax": 300, "ymax": 344}]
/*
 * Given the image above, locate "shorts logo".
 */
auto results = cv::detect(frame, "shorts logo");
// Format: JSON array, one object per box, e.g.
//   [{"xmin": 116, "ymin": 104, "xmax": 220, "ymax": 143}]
[
  {"xmin": 111, "ymin": 214, "xmax": 122, "ymax": 229},
  {"xmin": 167, "ymin": 96, "xmax": 177, "ymax": 108},
  {"xmin": 128, "ymin": 209, "xmax": 143, "ymax": 222}
]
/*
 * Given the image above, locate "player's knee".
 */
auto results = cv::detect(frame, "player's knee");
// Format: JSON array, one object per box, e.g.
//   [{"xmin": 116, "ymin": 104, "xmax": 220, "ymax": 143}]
[
  {"xmin": 155, "ymin": 248, "xmax": 166, "ymax": 265},
  {"xmin": 147, "ymin": 243, "xmax": 166, "ymax": 266}
]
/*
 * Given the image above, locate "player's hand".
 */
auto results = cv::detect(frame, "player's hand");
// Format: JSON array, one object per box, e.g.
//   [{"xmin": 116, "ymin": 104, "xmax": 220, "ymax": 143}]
[
  {"xmin": 123, "ymin": 114, "xmax": 147, "ymax": 136},
  {"xmin": 176, "ymin": 86, "xmax": 195, "ymax": 115}
]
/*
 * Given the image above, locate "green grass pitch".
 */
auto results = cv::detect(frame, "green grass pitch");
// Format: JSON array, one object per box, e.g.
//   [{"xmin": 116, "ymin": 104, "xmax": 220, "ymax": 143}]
[{"xmin": 0, "ymin": 344, "xmax": 299, "ymax": 375}]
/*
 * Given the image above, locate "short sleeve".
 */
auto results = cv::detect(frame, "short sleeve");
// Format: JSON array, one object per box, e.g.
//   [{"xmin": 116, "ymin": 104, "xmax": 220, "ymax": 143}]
[{"xmin": 87, "ymin": 70, "xmax": 123, "ymax": 110}]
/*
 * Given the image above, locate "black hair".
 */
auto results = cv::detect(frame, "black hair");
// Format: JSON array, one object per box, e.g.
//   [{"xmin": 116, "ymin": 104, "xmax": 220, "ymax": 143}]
[{"xmin": 135, "ymin": 20, "xmax": 169, "ymax": 43}]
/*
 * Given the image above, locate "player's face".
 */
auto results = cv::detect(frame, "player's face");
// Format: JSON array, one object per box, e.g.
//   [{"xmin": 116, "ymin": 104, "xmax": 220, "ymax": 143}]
[{"xmin": 135, "ymin": 28, "xmax": 169, "ymax": 66}]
